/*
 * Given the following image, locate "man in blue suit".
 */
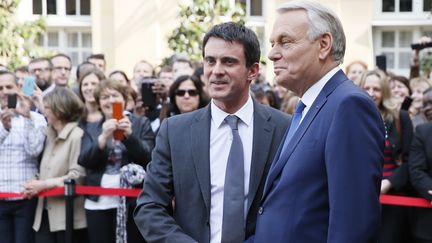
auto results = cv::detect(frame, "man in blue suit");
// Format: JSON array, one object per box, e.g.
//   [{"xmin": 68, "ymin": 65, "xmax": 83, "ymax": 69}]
[{"xmin": 249, "ymin": 1, "xmax": 385, "ymax": 242}]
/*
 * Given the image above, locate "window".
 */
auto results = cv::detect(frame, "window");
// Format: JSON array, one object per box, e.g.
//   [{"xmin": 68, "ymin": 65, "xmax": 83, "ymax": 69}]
[
  {"xmin": 250, "ymin": 0, "xmax": 262, "ymax": 16},
  {"xmin": 66, "ymin": 0, "xmax": 91, "ymax": 16},
  {"xmin": 425, "ymin": 0, "xmax": 432, "ymax": 11},
  {"xmin": 47, "ymin": 0, "xmax": 56, "ymax": 14},
  {"xmin": 33, "ymin": 0, "xmax": 42, "ymax": 14},
  {"xmin": 38, "ymin": 30, "xmax": 92, "ymax": 67},
  {"xmin": 375, "ymin": 29, "xmax": 413, "ymax": 73},
  {"xmin": 380, "ymin": 0, "xmax": 431, "ymax": 13},
  {"xmin": 32, "ymin": 0, "xmax": 90, "ymax": 16}
]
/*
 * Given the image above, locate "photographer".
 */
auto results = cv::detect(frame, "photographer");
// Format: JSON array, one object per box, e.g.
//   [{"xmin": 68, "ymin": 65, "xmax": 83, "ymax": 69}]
[
  {"xmin": 0, "ymin": 70, "xmax": 47, "ymax": 243},
  {"xmin": 410, "ymin": 36, "xmax": 432, "ymax": 79}
]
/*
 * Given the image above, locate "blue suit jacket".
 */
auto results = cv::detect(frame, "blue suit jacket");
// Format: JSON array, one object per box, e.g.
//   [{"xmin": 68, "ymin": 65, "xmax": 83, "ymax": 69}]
[{"xmin": 251, "ymin": 70, "xmax": 384, "ymax": 243}]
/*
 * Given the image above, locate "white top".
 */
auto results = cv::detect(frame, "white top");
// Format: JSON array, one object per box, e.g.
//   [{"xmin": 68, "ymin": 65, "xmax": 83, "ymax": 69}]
[
  {"xmin": 84, "ymin": 173, "xmax": 120, "ymax": 210},
  {"xmin": 299, "ymin": 67, "xmax": 340, "ymax": 122},
  {"xmin": 209, "ymin": 96, "xmax": 254, "ymax": 243}
]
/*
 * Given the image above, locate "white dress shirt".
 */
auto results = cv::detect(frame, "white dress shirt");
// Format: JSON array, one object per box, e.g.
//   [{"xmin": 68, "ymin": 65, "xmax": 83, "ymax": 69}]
[
  {"xmin": 209, "ymin": 96, "xmax": 254, "ymax": 243},
  {"xmin": 299, "ymin": 67, "xmax": 341, "ymax": 122}
]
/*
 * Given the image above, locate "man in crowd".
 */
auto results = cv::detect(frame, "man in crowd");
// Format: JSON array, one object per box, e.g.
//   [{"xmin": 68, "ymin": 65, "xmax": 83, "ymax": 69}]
[
  {"xmin": 28, "ymin": 57, "xmax": 52, "ymax": 91},
  {"xmin": 250, "ymin": 1, "xmax": 384, "ymax": 242},
  {"xmin": 134, "ymin": 22, "xmax": 290, "ymax": 242},
  {"xmin": 87, "ymin": 53, "xmax": 106, "ymax": 73},
  {"xmin": 0, "ymin": 70, "xmax": 47, "ymax": 243},
  {"xmin": 43, "ymin": 53, "xmax": 72, "ymax": 96}
]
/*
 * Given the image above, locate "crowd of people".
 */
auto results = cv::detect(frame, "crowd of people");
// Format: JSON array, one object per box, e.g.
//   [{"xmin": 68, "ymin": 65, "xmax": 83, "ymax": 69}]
[{"xmin": 1, "ymin": 0, "xmax": 432, "ymax": 242}]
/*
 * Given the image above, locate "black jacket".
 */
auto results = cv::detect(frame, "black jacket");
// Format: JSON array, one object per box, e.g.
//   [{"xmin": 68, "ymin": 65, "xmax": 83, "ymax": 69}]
[{"xmin": 78, "ymin": 114, "xmax": 155, "ymax": 202}]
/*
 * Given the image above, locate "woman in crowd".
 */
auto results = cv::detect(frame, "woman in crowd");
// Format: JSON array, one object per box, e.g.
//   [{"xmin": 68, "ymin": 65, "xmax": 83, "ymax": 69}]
[
  {"xmin": 409, "ymin": 77, "xmax": 431, "ymax": 123},
  {"xmin": 345, "ymin": 60, "xmax": 368, "ymax": 85},
  {"xmin": 24, "ymin": 88, "xmax": 87, "ymax": 243},
  {"xmin": 359, "ymin": 69, "xmax": 414, "ymax": 243},
  {"xmin": 79, "ymin": 68, "xmax": 106, "ymax": 124},
  {"xmin": 390, "ymin": 75, "xmax": 412, "ymax": 111},
  {"xmin": 166, "ymin": 75, "xmax": 208, "ymax": 116},
  {"xmin": 78, "ymin": 79, "xmax": 154, "ymax": 243},
  {"xmin": 109, "ymin": 70, "xmax": 130, "ymax": 87}
]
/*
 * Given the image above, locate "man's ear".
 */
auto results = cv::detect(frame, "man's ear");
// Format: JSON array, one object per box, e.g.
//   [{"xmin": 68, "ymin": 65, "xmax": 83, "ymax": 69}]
[
  {"xmin": 247, "ymin": 62, "xmax": 260, "ymax": 82},
  {"xmin": 318, "ymin": 32, "xmax": 333, "ymax": 60}
]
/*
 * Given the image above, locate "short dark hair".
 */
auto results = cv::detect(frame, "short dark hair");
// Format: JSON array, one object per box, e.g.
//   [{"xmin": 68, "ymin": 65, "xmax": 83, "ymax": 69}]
[
  {"xmin": 202, "ymin": 22, "xmax": 260, "ymax": 68},
  {"xmin": 169, "ymin": 75, "xmax": 209, "ymax": 114},
  {"xmin": 0, "ymin": 70, "xmax": 18, "ymax": 84},
  {"xmin": 29, "ymin": 57, "xmax": 52, "ymax": 68},
  {"xmin": 87, "ymin": 53, "xmax": 105, "ymax": 62},
  {"xmin": 76, "ymin": 61, "xmax": 95, "ymax": 80},
  {"xmin": 14, "ymin": 66, "xmax": 28, "ymax": 73}
]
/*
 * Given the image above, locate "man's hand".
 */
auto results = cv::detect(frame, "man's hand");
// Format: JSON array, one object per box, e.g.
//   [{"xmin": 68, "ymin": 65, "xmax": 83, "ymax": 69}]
[
  {"xmin": 31, "ymin": 86, "xmax": 44, "ymax": 113},
  {"xmin": 152, "ymin": 80, "xmax": 168, "ymax": 100},
  {"xmin": 14, "ymin": 93, "xmax": 32, "ymax": 118},
  {"xmin": 0, "ymin": 109, "xmax": 13, "ymax": 131}
]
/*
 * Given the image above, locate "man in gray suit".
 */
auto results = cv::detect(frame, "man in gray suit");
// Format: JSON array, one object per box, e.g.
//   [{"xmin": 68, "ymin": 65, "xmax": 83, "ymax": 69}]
[{"xmin": 134, "ymin": 22, "xmax": 290, "ymax": 243}]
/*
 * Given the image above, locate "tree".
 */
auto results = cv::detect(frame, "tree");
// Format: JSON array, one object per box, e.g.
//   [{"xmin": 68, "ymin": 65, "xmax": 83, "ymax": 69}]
[
  {"xmin": 0, "ymin": 0, "xmax": 46, "ymax": 70},
  {"xmin": 167, "ymin": 0, "xmax": 245, "ymax": 61}
]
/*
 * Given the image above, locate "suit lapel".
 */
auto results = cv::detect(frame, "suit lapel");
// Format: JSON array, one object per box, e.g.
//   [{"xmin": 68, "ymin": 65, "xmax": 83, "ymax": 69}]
[
  {"xmin": 262, "ymin": 70, "xmax": 348, "ymax": 198},
  {"xmin": 247, "ymin": 102, "xmax": 275, "ymax": 212},
  {"xmin": 190, "ymin": 106, "xmax": 212, "ymax": 217}
]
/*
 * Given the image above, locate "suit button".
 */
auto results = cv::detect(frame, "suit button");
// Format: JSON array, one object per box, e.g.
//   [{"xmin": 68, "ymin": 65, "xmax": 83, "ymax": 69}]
[{"xmin": 258, "ymin": 207, "xmax": 263, "ymax": 215}]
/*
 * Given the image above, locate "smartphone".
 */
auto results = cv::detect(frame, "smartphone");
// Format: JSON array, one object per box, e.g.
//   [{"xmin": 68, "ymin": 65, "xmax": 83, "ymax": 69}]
[
  {"xmin": 141, "ymin": 80, "xmax": 157, "ymax": 110},
  {"xmin": 400, "ymin": 96, "xmax": 413, "ymax": 111},
  {"xmin": 7, "ymin": 93, "xmax": 17, "ymax": 109},
  {"xmin": 375, "ymin": 55, "xmax": 387, "ymax": 73},
  {"xmin": 112, "ymin": 102, "xmax": 124, "ymax": 140},
  {"xmin": 22, "ymin": 76, "xmax": 36, "ymax": 96}
]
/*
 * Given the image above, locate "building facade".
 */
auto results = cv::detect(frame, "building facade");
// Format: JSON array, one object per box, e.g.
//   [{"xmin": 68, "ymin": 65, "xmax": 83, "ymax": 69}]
[{"xmin": 16, "ymin": 0, "xmax": 432, "ymax": 80}]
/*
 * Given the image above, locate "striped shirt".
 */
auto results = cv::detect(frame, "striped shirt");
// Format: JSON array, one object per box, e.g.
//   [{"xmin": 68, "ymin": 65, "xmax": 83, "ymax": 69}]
[{"xmin": 0, "ymin": 111, "xmax": 47, "ymax": 197}]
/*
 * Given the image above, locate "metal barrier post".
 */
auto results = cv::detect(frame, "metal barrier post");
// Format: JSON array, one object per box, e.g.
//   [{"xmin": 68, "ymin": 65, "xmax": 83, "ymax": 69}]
[{"xmin": 64, "ymin": 179, "xmax": 75, "ymax": 243}]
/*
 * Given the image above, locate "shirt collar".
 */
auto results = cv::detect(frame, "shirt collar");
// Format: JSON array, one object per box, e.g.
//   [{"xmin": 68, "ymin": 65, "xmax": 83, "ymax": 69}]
[
  {"xmin": 301, "ymin": 66, "xmax": 340, "ymax": 108},
  {"xmin": 47, "ymin": 121, "xmax": 79, "ymax": 140},
  {"xmin": 211, "ymin": 95, "xmax": 254, "ymax": 128}
]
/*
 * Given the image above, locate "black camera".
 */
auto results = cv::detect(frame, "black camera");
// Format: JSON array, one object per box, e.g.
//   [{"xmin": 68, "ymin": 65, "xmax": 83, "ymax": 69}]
[
  {"xmin": 411, "ymin": 42, "xmax": 432, "ymax": 51},
  {"xmin": 140, "ymin": 77, "xmax": 157, "ymax": 110}
]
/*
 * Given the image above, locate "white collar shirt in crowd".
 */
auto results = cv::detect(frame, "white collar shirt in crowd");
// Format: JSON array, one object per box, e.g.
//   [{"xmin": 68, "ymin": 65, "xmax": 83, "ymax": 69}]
[
  {"xmin": 209, "ymin": 95, "xmax": 254, "ymax": 243},
  {"xmin": 0, "ymin": 109, "xmax": 47, "ymax": 198},
  {"xmin": 300, "ymin": 66, "xmax": 341, "ymax": 122}
]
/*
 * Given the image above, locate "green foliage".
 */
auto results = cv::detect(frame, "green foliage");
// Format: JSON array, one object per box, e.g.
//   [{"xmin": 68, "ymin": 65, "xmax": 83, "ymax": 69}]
[
  {"xmin": 0, "ymin": 0, "xmax": 46, "ymax": 70},
  {"xmin": 168, "ymin": 0, "xmax": 245, "ymax": 61}
]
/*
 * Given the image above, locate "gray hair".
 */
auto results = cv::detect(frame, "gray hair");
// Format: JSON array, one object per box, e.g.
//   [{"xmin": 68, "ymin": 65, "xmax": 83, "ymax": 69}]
[{"xmin": 277, "ymin": 0, "xmax": 346, "ymax": 65}]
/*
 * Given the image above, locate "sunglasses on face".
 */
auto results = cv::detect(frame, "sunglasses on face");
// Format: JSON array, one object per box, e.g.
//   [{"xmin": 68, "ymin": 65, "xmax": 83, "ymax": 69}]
[{"xmin": 175, "ymin": 89, "xmax": 199, "ymax": 97}]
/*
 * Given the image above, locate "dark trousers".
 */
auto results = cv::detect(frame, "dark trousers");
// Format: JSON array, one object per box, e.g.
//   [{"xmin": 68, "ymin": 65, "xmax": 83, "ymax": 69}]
[
  {"xmin": 86, "ymin": 206, "xmax": 145, "ymax": 243},
  {"xmin": 379, "ymin": 205, "xmax": 412, "ymax": 243},
  {"xmin": 35, "ymin": 210, "xmax": 88, "ymax": 243},
  {"xmin": 0, "ymin": 199, "xmax": 37, "ymax": 243}
]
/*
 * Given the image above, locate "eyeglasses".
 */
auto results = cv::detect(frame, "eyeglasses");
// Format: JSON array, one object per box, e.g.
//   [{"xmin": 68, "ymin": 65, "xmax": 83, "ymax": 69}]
[
  {"xmin": 53, "ymin": 66, "xmax": 71, "ymax": 72},
  {"xmin": 175, "ymin": 89, "xmax": 198, "ymax": 97}
]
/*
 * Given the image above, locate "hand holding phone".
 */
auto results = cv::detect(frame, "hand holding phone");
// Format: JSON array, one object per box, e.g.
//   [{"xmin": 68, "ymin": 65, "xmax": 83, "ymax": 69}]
[
  {"xmin": 7, "ymin": 93, "xmax": 17, "ymax": 109},
  {"xmin": 22, "ymin": 76, "xmax": 36, "ymax": 96},
  {"xmin": 112, "ymin": 102, "xmax": 124, "ymax": 140}
]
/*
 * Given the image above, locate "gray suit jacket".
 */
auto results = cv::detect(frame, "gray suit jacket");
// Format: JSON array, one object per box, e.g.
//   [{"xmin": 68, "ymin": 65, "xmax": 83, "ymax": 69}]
[{"xmin": 134, "ymin": 100, "xmax": 290, "ymax": 243}]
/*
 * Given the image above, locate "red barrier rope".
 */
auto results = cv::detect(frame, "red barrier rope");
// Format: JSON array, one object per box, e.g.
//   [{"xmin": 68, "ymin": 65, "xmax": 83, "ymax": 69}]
[
  {"xmin": 1, "ymin": 186, "xmax": 431, "ymax": 208},
  {"xmin": 0, "ymin": 186, "xmax": 141, "ymax": 199}
]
